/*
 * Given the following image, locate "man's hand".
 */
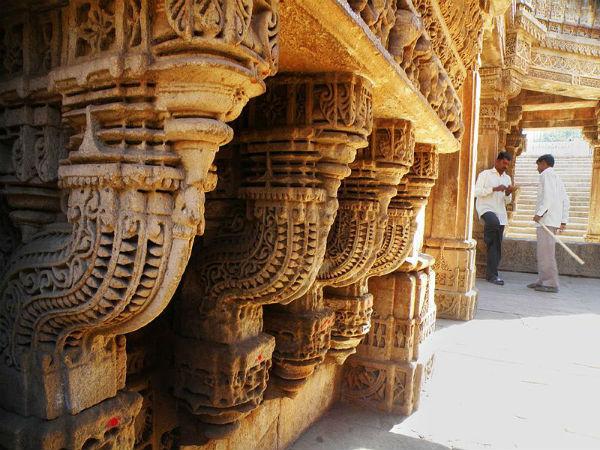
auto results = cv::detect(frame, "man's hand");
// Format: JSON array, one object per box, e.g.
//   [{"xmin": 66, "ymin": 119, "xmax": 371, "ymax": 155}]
[
  {"xmin": 533, "ymin": 215, "xmax": 542, "ymax": 223},
  {"xmin": 492, "ymin": 185, "xmax": 507, "ymax": 192},
  {"xmin": 505, "ymin": 185, "xmax": 517, "ymax": 195}
]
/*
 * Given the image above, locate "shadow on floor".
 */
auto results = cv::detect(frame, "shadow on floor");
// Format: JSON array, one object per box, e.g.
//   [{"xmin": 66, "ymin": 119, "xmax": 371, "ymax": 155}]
[{"xmin": 290, "ymin": 403, "xmax": 458, "ymax": 450}]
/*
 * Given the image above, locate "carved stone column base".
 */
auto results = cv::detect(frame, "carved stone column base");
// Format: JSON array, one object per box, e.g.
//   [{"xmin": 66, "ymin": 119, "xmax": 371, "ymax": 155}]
[
  {"xmin": 424, "ymin": 239, "xmax": 477, "ymax": 321},
  {"xmin": 264, "ymin": 308, "xmax": 335, "ymax": 396},
  {"xmin": 0, "ymin": 391, "xmax": 141, "ymax": 450},
  {"xmin": 342, "ymin": 351, "xmax": 435, "ymax": 416},
  {"xmin": 0, "ymin": 335, "xmax": 126, "ymax": 419},
  {"xmin": 172, "ymin": 333, "xmax": 274, "ymax": 434},
  {"xmin": 344, "ymin": 258, "xmax": 437, "ymax": 416},
  {"xmin": 436, "ymin": 289, "xmax": 478, "ymax": 321}
]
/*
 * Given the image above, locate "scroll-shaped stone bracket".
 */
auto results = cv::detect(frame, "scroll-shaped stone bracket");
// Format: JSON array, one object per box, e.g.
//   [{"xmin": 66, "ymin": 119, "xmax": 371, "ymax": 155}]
[
  {"xmin": 173, "ymin": 73, "xmax": 373, "ymax": 437},
  {"xmin": 324, "ymin": 119, "xmax": 416, "ymax": 365}
]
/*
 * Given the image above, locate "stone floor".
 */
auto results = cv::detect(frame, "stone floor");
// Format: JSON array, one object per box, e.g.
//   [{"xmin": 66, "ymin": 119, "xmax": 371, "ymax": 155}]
[{"xmin": 289, "ymin": 271, "xmax": 600, "ymax": 450}]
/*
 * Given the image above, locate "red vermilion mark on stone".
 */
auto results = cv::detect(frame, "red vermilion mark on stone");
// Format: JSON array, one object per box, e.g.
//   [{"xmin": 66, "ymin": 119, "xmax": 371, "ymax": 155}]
[
  {"xmin": 106, "ymin": 417, "xmax": 120, "ymax": 429},
  {"xmin": 257, "ymin": 354, "xmax": 263, "ymax": 362}
]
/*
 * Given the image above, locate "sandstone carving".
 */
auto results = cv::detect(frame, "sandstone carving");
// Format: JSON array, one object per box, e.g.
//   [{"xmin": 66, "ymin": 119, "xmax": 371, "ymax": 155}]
[
  {"xmin": 0, "ymin": 0, "xmax": 548, "ymax": 448},
  {"xmin": 173, "ymin": 73, "xmax": 373, "ymax": 438},
  {"xmin": 0, "ymin": 1, "xmax": 278, "ymax": 448}
]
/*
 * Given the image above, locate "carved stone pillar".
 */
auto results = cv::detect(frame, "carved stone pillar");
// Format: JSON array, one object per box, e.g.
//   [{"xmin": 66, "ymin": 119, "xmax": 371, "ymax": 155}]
[
  {"xmin": 0, "ymin": 1, "xmax": 278, "ymax": 448},
  {"xmin": 424, "ymin": 70, "xmax": 479, "ymax": 321},
  {"xmin": 324, "ymin": 119, "xmax": 415, "ymax": 364},
  {"xmin": 173, "ymin": 73, "xmax": 373, "ymax": 439},
  {"xmin": 342, "ymin": 143, "xmax": 438, "ymax": 416},
  {"xmin": 587, "ymin": 144, "xmax": 600, "ymax": 242},
  {"xmin": 583, "ymin": 117, "xmax": 600, "ymax": 243},
  {"xmin": 258, "ymin": 77, "xmax": 380, "ymax": 395},
  {"xmin": 504, "ymin": 125, "xmax": 525, "ymax": 221}
]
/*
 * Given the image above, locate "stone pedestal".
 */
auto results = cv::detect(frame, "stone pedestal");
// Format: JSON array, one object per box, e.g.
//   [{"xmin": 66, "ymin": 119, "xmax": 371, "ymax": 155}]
[
  {"xmin": 0, "ymin": 392, "xmax": 141, "ymax": 450},
  {"xmin": 342, "ymin": 256, "xmax": 436, "ymax": 416},
  {"xmin": 425, "ymin": 239, "xmax": 478, "ymax": 320}
]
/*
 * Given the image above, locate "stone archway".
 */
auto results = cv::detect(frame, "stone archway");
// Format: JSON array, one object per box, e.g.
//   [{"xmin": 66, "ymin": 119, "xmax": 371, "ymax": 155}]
[{"xmin": 507, "ymin": 127, "xmax": 593, "ymax": 242}]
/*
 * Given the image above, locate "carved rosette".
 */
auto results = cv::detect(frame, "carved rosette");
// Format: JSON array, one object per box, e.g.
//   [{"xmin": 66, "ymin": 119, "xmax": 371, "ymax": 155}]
[
  {"xmin": 172, "ymin": 73, "xmax": 372, "ymax": 438},
  {"xmin": 0, "ymin": 1, "xmax": 279, "ymax": 447},
  {"xmin": 324, "ymin": 119, "xmax": 416, "ymax": 364}
]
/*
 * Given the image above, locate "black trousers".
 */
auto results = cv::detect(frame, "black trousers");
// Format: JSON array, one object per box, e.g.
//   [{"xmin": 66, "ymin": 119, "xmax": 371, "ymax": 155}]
[{"xmin": 482, "ymin": 211, "xmax": 504, "ymax": 280}]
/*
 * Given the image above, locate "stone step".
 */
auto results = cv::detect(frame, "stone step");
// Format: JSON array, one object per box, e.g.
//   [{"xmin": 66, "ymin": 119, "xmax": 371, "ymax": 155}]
[
  {"xmin": 517, "ymin": 156, "xmax": 592, "ymax": 161},
  {"xmin": 515, "ymin": 177, "xmax": 592, "ymax": 181},
  {"xmin": 515, "ymin": 199, "xmax": 590, "ymax": 205},
  {"xmin": 511, "ymin": 220, "xmax": 589, "ymax": 228},
  {"xmin": 505, "ymin": 232, "xmax": 585, "ymax": 242},
  {"xmin": 516, "ymin": 198, "xmax": 590, "ymax": 204},
  {"xmin": 507, "ymin": 226, "xmax": 587, "ymax": 235},
  {"xmin": 512, "ymin": 210, "xmax": 589, "ymax": 218},
  {"xmin": 513, "ymin": 182, "xmax": 591, "ymax": 188},
  {"xmin": 509, "ymin": 223, "xmax": 587, "ymax": 230},
  {"xmin": 516, "ymin": 193, "xmax": 590, "ymax": 198},
  {"xmin": 514, "ymin": 176, "xmax": 592, "ymax": 182}
]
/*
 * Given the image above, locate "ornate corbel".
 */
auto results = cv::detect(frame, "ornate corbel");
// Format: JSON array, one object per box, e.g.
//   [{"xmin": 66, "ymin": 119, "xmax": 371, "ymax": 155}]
[
  {"xmin": 0, "ymin": 1, "xmax": 278, "ymax": 448},
  {"xmin": 324, "ymin": 119, "xmax": 416, "ymax": 364},
  {"xmin": 347, "ymin": 0, "xmax": 398, "ymax": 46},
  {"xmin": 172, "ymin": 73, "xmax": 373, "ymax": 439}
]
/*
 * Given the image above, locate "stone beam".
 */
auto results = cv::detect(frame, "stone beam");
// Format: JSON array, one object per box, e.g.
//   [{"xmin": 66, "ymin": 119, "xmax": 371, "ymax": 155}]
[
  {"xmin": 520, "ymin": 107, "xmax": 596, "ymax": 129},
  {"xmin": 278, "ymin": 0, "xmax": 462, "ymax": 152}
]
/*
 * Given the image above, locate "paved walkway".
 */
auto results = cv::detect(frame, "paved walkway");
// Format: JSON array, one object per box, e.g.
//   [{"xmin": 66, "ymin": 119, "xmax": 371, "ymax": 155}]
[{"xmin": 290, "ymin": 271, "xmax": 600, "ymax": 450}]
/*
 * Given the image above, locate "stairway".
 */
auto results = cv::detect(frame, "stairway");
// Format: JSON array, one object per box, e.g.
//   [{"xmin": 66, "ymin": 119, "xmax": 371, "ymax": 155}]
[{"xmin": 506, "ymin": 154, "xmax": 592, "ymax": 242}]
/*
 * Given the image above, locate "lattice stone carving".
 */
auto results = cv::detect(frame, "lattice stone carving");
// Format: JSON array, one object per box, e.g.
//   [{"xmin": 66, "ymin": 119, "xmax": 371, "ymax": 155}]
[{"xmin": 173, "ymin": 73, "xmax": 372, "ymax": 438}]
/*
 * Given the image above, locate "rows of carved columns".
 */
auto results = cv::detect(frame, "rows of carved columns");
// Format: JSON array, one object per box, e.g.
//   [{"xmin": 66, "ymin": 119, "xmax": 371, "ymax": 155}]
[
  {"xmin": 423, "ymin": 70, "xmax": 479, "ymax": 321},
  {"xmin": 0, "ymin": 1, "xmax": 475, "ymax": 448},
  {"xmin": 172, "ymin": 73, "xmax": 374, "ymax": 440},
  {"xmin": 0, "ymin": 0, "xmax": 278, "ymax": 448},
  {"xmin": 342, "ymin": 144, "xmax": 439, "ymax": 415}
]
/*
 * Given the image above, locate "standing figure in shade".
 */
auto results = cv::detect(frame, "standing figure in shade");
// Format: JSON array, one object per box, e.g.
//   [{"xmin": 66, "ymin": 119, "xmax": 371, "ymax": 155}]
[
  {"xmin": 474, "ymin": 151, "xmax": 516, "ymax": 285},
  {"xmin": 528, "ymin": 154, "xmax": 570, "ymax": 293}
]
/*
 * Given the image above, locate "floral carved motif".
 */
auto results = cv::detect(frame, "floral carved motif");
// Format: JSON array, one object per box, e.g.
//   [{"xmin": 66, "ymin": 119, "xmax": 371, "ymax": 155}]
[{"xmin": 74, "ymin": 0, "xmax": 117, "ymax": 57}]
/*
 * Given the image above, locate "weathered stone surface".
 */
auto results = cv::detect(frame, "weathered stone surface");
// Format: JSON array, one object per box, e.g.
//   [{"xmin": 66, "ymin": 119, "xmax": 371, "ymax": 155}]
[
  {"xmin": 7, "ymin": 0, "xmax": 585, "ymax": 448},
  {"xmin": 499, "ymin": 238, "xmax": 600, "ymax": 278}
]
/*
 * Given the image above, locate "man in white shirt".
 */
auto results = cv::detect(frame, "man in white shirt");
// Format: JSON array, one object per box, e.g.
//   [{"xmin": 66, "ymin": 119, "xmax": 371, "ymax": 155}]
[
  {"xmin": 474, "ymin": 151, "xmax": 516, "ymax": 285},
  {"xmin": 528, "ymin": 154, "xmax": 570, "ymax": 293}
]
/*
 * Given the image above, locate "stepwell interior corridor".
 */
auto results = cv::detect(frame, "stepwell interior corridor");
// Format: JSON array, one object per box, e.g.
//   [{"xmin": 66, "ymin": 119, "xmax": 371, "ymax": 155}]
[{"xmin": 290, "ymin": 272, "xmax": 600, "ymax": 450}]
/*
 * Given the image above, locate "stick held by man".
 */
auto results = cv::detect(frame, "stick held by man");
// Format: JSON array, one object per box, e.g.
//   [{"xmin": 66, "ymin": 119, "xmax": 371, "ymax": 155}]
[{"xmin": 528, "ymin": 153, "xmax": 570, "ymax": 293}]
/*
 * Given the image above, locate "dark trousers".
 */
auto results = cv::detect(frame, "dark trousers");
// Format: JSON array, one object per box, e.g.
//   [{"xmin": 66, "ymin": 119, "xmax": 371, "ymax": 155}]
[{"xmin": 482, "ymin": 211, "xmax": 504, "ymax": 280}]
